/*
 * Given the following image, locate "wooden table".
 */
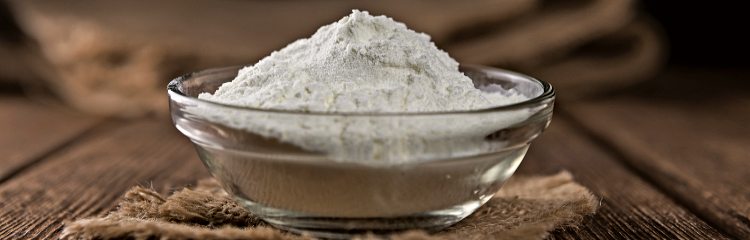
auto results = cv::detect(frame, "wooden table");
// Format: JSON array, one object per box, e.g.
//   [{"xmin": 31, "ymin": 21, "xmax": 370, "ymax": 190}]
[{"xmin": 1, "ymin": 67, "xmax": 748, "ymax": 239}]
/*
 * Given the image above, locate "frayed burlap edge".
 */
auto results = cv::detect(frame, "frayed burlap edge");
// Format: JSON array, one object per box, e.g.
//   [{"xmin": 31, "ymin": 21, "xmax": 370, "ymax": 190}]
[{"xmin": 62, "ymin": 171, "xmax": 597, "ymax": 240}]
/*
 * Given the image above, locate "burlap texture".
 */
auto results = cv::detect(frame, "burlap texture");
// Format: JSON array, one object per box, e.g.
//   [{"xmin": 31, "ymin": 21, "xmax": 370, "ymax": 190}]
[{"xmin": 62, "ymin": 171, "xmax": 597, "ymax": 240}]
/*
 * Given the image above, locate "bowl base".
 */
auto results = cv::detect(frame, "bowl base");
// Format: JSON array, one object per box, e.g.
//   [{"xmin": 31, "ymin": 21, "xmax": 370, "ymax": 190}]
[{"xmin": 238, "ymin": 197, "xmax": 490, "ymax": 239}]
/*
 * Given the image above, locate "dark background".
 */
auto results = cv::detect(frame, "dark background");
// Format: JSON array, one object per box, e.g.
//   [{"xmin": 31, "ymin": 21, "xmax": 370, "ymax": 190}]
[
  {"xmin": 642, "ymin": 1, "xmax": 749, "ymax": 66},
  {"xmin": 2, "ymin": 1, "xmax": 749, "ymax": 86}
]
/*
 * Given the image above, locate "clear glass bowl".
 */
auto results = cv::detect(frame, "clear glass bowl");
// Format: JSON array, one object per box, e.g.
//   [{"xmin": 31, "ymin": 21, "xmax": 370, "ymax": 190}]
[{"xmin": 168, "ymin": 65, "xmax": 554, "ymax": 238}]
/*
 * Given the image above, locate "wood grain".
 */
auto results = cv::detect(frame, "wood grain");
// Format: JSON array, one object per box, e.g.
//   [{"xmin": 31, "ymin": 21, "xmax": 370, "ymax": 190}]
[
  {"xmin": 563, "ymin": 69, "xmax": 750, "ymax": 238},
  {"xmin": 519, "ymin": 119, "xmax": 729, "ymax": 239},
  {"xmin": 0, "ymin": 98, "xmax": 99, "ymax": 181},
  {"xmin": 0, "ymin": 116, "xmax": 729, "ymax": 239},
  {"xmin": 0, "ymin": 119, "xmax": 208, "ymax": 239},
  {"xmin": 0, "ymin": 90, "xmax": 737, "ymax": 239}
]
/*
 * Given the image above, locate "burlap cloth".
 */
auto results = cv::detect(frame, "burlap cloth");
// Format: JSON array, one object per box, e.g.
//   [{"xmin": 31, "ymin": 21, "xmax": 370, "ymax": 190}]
[{"xmin": 61, "ymin": 171, "xmax": 597, "ymax": 240}]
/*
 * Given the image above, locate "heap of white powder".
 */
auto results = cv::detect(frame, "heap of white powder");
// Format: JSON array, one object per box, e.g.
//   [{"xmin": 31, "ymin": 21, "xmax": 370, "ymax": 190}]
[
  {"xmin": 200, "ymin": 10, "xmax": 525, "ymax": 112},
  {"xmin": 196, "ymin": 10, "xmax": 534, "ymax": 163}
]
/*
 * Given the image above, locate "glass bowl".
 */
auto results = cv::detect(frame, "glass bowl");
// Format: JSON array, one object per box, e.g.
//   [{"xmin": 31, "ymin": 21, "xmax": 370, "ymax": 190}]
[{"xmin": 168, "ymin": 65, "xmax": 554, "ymax": 238}]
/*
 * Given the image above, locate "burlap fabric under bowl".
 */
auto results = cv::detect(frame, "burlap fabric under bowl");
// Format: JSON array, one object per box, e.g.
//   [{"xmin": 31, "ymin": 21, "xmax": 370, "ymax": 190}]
[{"xmin": 62, "ymin": 171, "xmax": 597, "ymax": 240}]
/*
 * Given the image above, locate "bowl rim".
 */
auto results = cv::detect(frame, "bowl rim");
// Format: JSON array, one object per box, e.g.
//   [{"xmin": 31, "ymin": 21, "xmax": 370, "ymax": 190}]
[{"xmin": 167, "ymin": 64, "xmax": 554, "ymax": 116}]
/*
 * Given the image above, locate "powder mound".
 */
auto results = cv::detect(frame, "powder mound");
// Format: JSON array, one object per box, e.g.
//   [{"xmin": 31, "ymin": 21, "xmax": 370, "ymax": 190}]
[
  {"xmin": 192, "ymin": 10, "xmax": 537, "ymax": 162},
  {"xmin": 199, "ymin": 10, "xmax": 525, "ymax": 112}
]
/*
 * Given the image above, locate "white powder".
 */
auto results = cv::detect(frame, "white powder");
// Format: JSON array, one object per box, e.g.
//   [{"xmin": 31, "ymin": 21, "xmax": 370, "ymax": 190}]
[
  {"xmin": 196, "ymin": 10, "xmax": 533, "ymax": 163},
  {"xmin": 200, "ymin": 10, "xmax": 525, "ymax": 112}
]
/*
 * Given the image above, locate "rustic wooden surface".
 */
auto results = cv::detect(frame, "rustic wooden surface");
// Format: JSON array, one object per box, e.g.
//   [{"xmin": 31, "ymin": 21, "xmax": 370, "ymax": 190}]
[
  {"xmin": 0, "ymin": 120, "xmax": 207, "ymax": 239},
  {"xmin": 564, "ymin": 68, "xmax": 750, "ymax": 238},
  {"xmin": 0, "ymin": 68, "xmax": 747, "ymax": 239},
  {"xmin": 519, "ymin": 121, "xmax": 728, "ymax": 239},
  {"xmin": 0, "ymin": 98, "xmax": 99, "ymax": 181}
]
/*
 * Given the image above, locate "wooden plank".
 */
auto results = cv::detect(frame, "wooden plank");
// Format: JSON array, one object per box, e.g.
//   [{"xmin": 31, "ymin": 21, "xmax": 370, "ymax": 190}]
[
  {"xmin": 518, "ymin": 118, "xmax": 729, "ymax": 239},
  {"xmin": 0, "ymin": 98, "xmax": 99, "ymax": 181},
  {"xmin": 0, "ymin": 119, "xmax": 208, "ymax": 239},
  {"xmin": 563, "ymin": 69, "xmax": 750, "ymax": 238},
  {"xmin": 0, "ymin": 116, "xmax": 728, "ymax": 239}
]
